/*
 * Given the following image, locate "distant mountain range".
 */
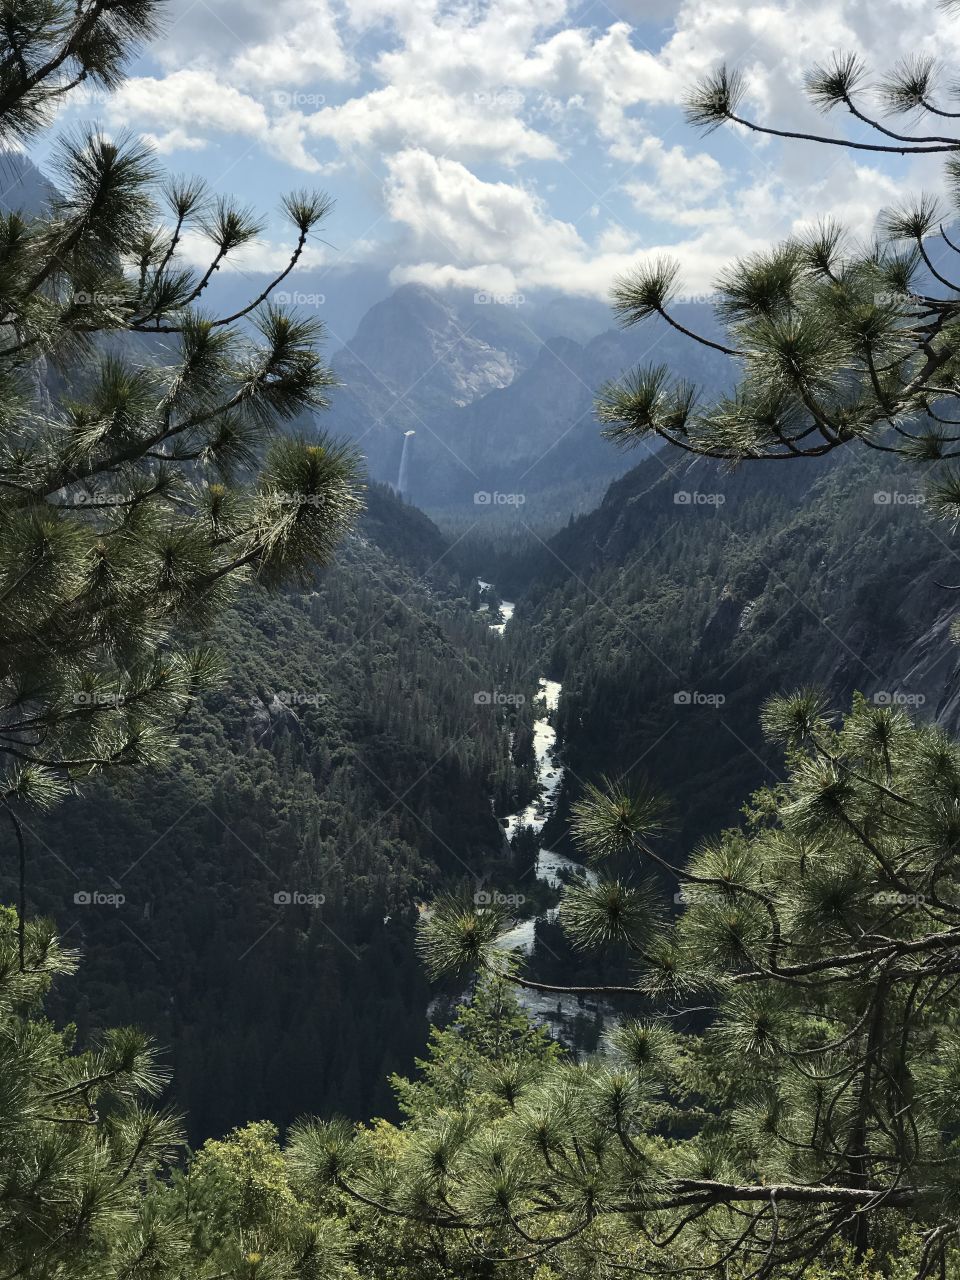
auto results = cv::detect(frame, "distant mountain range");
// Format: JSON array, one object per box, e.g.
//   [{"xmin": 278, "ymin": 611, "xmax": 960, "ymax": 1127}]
[
  {"xmin": 0, "ymin": 149, "xmax": 730, "ymax": 523},
  {"xmin": 323, "ymin": 283, "xmax": 732, "ymax": 521}
]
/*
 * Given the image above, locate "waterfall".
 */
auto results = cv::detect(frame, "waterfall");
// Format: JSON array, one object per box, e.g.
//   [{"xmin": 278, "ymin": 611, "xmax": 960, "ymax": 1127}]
[{"xmin": 397, "ymin": 431, "xmax": 415, "ymax": 495}]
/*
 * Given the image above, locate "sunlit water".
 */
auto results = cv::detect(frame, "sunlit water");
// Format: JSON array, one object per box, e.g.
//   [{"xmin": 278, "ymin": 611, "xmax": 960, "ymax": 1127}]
[{"xmin": 476, "ymin": 583, "xmax": 609, "ymax": 1040}]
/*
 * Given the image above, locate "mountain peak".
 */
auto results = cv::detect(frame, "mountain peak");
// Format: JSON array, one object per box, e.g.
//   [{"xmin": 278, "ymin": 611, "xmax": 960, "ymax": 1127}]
[{"xmin": 335, "ymin": 283, "xmax": 521, "ymax": 412}]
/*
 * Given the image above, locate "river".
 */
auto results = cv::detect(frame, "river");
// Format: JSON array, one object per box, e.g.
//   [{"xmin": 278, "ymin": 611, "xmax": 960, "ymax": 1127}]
[{"xmin": 481, "ymin": 585, "xmax": 609, "ymax": 1043}]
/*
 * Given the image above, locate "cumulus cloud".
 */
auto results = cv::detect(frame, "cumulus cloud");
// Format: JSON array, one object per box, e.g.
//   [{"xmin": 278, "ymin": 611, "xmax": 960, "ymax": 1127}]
[
  {"xmin": 384, "ymin": 149, "xmax": 584, "ymax": 269},
  {"xmin": 151, "ymin": 0, "xmax": 357, "ymax": 87},
  {"xmin": 383, "ymin": 148, "xmax": 761, "ymax": 298},
  {"xmin": 105, "ymin": 70, "xmax": 325, "ymax": 171},
  {"xmin": 86, "ymin": 0, "xmax": 960, "ymax": 296},
  {"xmin": 306, "ymin": 87, "xmax": 559, "ymax": 165}
]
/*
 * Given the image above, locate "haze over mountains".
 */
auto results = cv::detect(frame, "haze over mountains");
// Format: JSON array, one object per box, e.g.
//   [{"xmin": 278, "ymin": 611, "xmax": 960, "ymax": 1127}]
[{"xmin": 323, "ymin": 283, "xmax": 731, "ymax": 520}]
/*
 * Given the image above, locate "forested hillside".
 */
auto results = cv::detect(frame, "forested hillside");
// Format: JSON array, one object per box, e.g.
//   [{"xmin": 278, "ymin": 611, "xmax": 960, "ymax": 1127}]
[
  {"xmin": 6, "ymin": 484, "xmax": 537, "ymax": 1140},
  {"xmin": 511, "ymin": 448, "xmax": 960, "ymax": 855}
]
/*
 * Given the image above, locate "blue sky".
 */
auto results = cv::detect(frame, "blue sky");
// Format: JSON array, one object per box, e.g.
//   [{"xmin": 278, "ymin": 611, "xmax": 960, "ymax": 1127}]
[{"xmin": 38, "ymin": 0, "xmax": 960, "ymax": 300}]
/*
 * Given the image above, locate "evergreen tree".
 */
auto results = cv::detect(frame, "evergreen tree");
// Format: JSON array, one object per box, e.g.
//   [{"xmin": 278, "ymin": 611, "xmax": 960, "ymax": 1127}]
[
  {"xmin": 0, "ymin": 905, "xmax": 187, "ymax": 1277},
  {"xmin": 0, "ymin": 0, "xmax": 363, "ymax": 962},
  {"xmin": 310, "ymin": 695, "xmax": 960, "ymax": 1277},
  {"xmin": 598, "ymin": 0, "xmax": 960, "ymax": 489}
]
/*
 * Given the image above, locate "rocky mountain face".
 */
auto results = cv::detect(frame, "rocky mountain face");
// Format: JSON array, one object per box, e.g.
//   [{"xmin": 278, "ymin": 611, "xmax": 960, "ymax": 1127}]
[
  {"xmin": 336, "ymin": 284, "xmax": 531, "ymax": 411},
  {"xmin": 324, "ymin": 285, "xmax": 731, "ymax": 520},
  {"xmin": 1, "ymin": 149, "xmax": 729, "ymax": 524},
  {"xmin": 0, "ymin": 151, "xmax": 54, "ymax": 214}
]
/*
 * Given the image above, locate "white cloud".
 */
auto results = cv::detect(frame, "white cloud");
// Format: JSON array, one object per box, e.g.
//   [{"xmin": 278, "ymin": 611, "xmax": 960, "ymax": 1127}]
[
  {"xmin": 382, "ymin": 147, "xmax": 761, "ymax": 298},
  {"xmin": 306, "ymin": 86, "xmax": 559, "ymax": 165},
  {"xmin": 111, "ymin": 71, "xmax": 269, "ymax": 139},
  {"xmin": 106, "ymin": 70, "xmax": 323, "ymax": 171},
  {"xmin": 76, "ymin": 0, "xmax": 960, "ymax": 299},
  {"xmin": 384, "ymin": 148, "xmax": 584, "ymax": 268},
  {"xmin": 151, "ymin": 0, "xmax": 357, "ymax": 88}
]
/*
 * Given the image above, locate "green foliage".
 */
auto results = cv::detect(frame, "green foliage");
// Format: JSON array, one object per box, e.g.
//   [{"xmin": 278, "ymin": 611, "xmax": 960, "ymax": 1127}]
[
  {"xmin": 569, "ymin": 777, "xmax": 666, "ymax": 862},
  {"xmin": 390, "ymin": 975, "xmax": 563, "ymax": 1118},
  {"xmin": 0, "ymin": 3, "xmax": 363, "ymax": 848},
  {"xmin": 513, "ymin": 443, "xmax": 954, "ymax": 860},
  {"xmin": 18, "ymin": 486, "xmax": 534, "ymax": 1141},
  {"xmin": 319, "ymin": 698, "xmax": 960, "ymax": 1275},
  {"xmin": 604, "ymin": 10, "xmax": 960, "ymax": 472},
  {"xmin": 417, "ymin": 893, "xmax": 513, "ymax": 979},
  {"xmin": 3, "ymin": 898, "xmax": 956, "ymax": 1277},
  {"xmin": 0, "ymin": 906, "xmax": 187, "ymax": 1278},
  {"xmin": 0, "ymin": 2, "xmax": 165, "ymax": 146},
  {"xmin": 171, "ymin": 1122, "xmax": 351, "ymax": 1278}
]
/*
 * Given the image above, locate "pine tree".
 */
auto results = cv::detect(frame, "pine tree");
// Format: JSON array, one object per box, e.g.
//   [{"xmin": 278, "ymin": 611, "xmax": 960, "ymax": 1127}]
[
  {"xmin": 0, "ymin": 905, "xmax": 187, "ymax": 1277},
  {"xmin": 598, "ymin": 0, "xmax": 960, "ymax": 491},
  {"xmin": 307, "ymin": 695, "xmax": 960, "ymax": 1277},
  {"xmin": 0, "ymin": 1, "xmax": 363, "ymax": 964}
]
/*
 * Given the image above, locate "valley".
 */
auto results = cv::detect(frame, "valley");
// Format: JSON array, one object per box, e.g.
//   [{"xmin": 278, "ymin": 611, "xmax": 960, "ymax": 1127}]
[{"xmin": 7, "ymin": 5, "xmax": 960, "ymax": 1271}]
